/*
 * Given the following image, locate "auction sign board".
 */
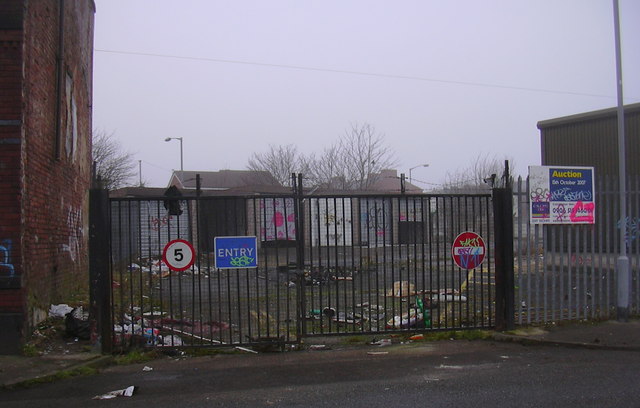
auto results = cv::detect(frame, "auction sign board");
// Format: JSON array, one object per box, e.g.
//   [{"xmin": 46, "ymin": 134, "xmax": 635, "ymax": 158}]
[{"xmin": 528, "ymin": 165, "xmax": 595, "ymax": 224}]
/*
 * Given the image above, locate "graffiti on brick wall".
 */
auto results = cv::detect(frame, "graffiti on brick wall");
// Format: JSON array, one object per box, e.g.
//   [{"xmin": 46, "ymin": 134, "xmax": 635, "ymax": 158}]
[
  {"xmin": 617, "ymin": 216, "xmax": 640, "ymax": 249},
  {"xmin": 62, "ymin": 206, "xmax": 83, "ymax": 261},
  {"xmin": 0, "ymin": 238, "xmax": 15, "ymax": 277}
]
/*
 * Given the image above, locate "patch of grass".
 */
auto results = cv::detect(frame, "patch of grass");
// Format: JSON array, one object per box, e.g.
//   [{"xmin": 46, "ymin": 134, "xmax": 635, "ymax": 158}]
[
  {"xmin": 114, "ymin": 349, "xmax": 160, "ymax": 365},
  {"xmin": 22, "ymin": 343, "xmax": 40, "ymax": 357},
  {"xmin": 5, "ymin": 366, "xmax": 98, "ymax": 390},
  {"xmin": 421, "ymin": 330, "xmax": 491, "ymax": 341},
  {"xmin": 184, "ymin": 347, "xmax": 241, "ymax": 357},
  {"xmin": 341, "ymin": 336, "xmax": 369, "ymax": 345}
]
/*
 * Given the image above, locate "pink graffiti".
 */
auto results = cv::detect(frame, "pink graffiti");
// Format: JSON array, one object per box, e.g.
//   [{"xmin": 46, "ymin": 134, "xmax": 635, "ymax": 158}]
[{"xmin": 569, "ymin": 201, "xmax": 594, "ymax": 223}]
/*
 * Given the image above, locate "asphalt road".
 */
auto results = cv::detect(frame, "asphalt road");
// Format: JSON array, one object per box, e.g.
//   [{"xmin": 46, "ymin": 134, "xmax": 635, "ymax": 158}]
[{"xmin": 3, "ymin": 341, "xmax": 639, "ymax": 407}]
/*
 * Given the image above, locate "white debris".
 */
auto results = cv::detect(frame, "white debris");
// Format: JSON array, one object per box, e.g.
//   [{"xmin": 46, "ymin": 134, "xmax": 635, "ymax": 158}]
[
  {"xmin": 49, "ymin": 304, "xmax": 73, "ymax": 318},
  {"xmin": 93, "ymin": 385, "xmax": 136, "ymax": 399}
]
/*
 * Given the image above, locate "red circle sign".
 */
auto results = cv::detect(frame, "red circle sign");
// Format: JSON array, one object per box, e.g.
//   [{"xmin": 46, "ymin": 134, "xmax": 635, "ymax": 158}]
[
  {"xmin": 452, "ymin": 231, "xmax": 486, "ymax": 270},
  {"xmin": 162, "ymin": 239, "xmax": 195, "ymax": 271}
]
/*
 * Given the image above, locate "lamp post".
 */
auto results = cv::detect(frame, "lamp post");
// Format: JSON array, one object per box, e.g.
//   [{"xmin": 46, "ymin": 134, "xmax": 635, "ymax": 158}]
[
  {"xmin": 409, "ymin": 163, "xmax": 429, "ymax": 185},
  {"xmin": 164, "ymin": 137, "xmax": 183, "ymax": 185},
  {"xmin": 613, "ymin": 0, "xmax": 629, "ymax": 321}
]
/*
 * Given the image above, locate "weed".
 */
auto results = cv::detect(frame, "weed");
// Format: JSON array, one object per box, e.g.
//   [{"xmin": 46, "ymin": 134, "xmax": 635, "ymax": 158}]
[
  {"xmin": 114, "ymin": 349, "xmax": 160, "ymax": 365},
  {"xmin": 5, "ymin": 366, "xmax": 98, "ymax": 390},
  {"xmin": 341, "ymin": 336, "xmax": 368, "ymax": 344},
  {"xmin": 22, "ymin": 343, "xmax": 39, "ymax": 357}
]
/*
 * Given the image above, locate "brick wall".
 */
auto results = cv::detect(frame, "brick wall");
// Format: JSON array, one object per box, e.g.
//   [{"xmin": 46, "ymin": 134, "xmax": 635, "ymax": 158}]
[{"xmin": 0, "ymin": 0, "xmax": 95, "ymax": 354}]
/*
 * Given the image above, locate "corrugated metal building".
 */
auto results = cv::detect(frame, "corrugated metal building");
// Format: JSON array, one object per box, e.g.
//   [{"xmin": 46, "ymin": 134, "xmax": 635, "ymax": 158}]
[
  {"xmin": 537, "ymin": 103, "xmax": 640, "ymax": 254},
  {"xmin": 538, "ymin": 103, "xmax": 640, "ymax": 177}
]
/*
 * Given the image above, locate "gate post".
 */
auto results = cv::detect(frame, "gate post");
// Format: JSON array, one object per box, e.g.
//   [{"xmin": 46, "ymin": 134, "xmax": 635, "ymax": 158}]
[
  {"xmin": 89, "ymin": 185, "xmax": 112, "ymax": 353},
  {"xmin": 493, "ymin": 165, "xmax": 515, "ymax": 331},
  {"xmin": 293, "ymin": 173, "xmax": 306, "ymax": 340}
]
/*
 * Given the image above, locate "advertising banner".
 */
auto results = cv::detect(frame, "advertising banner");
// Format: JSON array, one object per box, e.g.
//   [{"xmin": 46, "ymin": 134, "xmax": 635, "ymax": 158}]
[{"xmin": 528, "ymin": 165, "xmax": 595, "ymax": 224}]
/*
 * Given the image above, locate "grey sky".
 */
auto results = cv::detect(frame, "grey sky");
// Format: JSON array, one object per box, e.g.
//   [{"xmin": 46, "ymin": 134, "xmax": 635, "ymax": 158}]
[{"xmin": 92, "ymin": 0, "xmax": 640, "ymax": 189}]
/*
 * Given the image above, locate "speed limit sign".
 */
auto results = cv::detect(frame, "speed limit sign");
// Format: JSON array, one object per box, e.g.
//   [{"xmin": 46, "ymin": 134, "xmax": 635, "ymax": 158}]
[{"xmin": 162, "ymin": 239, "xmax": 195, "ymax": 271}]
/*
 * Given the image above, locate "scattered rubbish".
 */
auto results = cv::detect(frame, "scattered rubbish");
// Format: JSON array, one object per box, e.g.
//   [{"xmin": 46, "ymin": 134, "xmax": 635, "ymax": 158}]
[
  {"xmin": 332, "ymin": 276, "xmax": 353, "ymax": 281},
  {"xmin": 142, "ymin": 366, "xmax": 153, "ymax": 371},
  {"xmin": 331, "ymin": 312, "xmax": 358, "ymax": 325},
  {"xmin": 437, "ymin": 364, "xmax": 464, "ymax": 370},
  {"xmin": 367, "ymin": 351, "xmax": 389, "ymax": 356},
  {"xmin": 235, "ymin": 346, "xmax": 258, "ymax": 354},
  {"xmin": 93, "ymin": 386, "xmax": 136, "ymax": 399},
  {"xmin": 409, "ymin": 334, "xmax": 424, "ymax": 341},
  {"xmin": 387, "ymin": 281, "xmax": 417, "ymax": 298},
  {"xmin": 49, "ymin": 304, "xmax": 73, "ymax": 318},
  {"xmin": 322, "ymin": 307, "xmax": 336, "ymax": 318},
  {"xmin": 429, "ymin": 293, "xmax": 467, "ymax": 303},
  {"xmin": 159, "ymin": 334, "xmax": 184, "ymax": 347},
  {"xmin": 370, "ymin": 338, "xmax": 392, "ymax": 347},
  {"xmin": 65, "ymin": 307, "xmax": 90, "ymax": 340},
  {"xmin": 386, "ymin": 308, "xmax": 423, "ymax": 329},
  {"xmin": 309, "ymin": 344, "xmax": 327, "ymax": 350}
]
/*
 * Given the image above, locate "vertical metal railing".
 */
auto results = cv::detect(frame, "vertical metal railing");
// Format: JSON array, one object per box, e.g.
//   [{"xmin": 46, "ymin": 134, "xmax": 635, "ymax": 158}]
[{"xmin": 513, "ymin": 175, "xmax": 640, "ymax": 326}]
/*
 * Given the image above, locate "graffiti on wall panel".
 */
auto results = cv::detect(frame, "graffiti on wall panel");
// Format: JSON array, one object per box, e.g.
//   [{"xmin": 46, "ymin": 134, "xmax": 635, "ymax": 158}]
[
  {"xmin": 259, "ymin": 198, "xmax": 296, "ymax": 241},
  {"xmin": 399, "ymin": 198, "xmax": 423, "ymax": 222},
  {"xmin": 359, "ymin": 199, "xmax": 390, "ymax": 247},
  {"xmin": 0, "ymin": 239, "xmax": 15, "ymax": 277},
  {"xmin": 311, "ymin": 199, "xmax": 352, "ymax": 246}
]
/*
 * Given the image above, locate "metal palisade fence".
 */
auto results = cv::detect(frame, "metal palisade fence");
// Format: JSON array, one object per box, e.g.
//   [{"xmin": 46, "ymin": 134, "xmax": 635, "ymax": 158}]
[
  {"xmin": 106, "ymin": 189, "xmax": 497, "ymax": 351},
  {"xmin": 513, "ymin": 175, "xmax": 640, "ymax": 325}
]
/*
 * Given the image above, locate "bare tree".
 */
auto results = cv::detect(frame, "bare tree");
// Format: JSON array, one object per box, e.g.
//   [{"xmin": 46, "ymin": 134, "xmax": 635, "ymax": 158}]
[
  {"xmin": 247, "ymin": 144, "xmax": 305, "ymax": 186},
  {"xmin": 248, "ymin": 124, "xmax": 396, "ymax": 190},
  {"xmin": 92, "ymin": 129, "xmax": 137, "ymax": 190},
  {"xmin": 340, "ymin": 123, "xmax": 397, "ymax": 189},
  {"xmin": 439, "ymin": 153, "xmax": 513, "ymax": 193},
  {"xmin": 304, "ymin": 145, "xmax": 348, "ymax": 189}
]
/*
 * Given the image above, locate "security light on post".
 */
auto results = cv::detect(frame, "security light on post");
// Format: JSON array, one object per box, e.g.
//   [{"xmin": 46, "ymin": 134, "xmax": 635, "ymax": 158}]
[
  {"xmin": 409, "ymin": 163, "xmax": 429, "ymax": 185},
  {"xmin": 164, "ymin": 137, "xmax": 184, "ymax": 185}
]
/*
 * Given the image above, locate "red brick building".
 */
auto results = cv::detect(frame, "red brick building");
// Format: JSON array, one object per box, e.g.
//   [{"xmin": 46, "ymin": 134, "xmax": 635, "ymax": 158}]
[{"xmin": 0, "ymin": 0, "xmax": 95, "ymax": 354}]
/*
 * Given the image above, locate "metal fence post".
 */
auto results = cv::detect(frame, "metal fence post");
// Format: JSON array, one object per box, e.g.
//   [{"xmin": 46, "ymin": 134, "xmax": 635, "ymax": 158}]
[
  {"xmin": 292, "ymin": 174, "xmax": 306, "ymax": 340},
  {"xmin": 89, "ymin": 186, "xmax": 112, "ymax": 353},
  {"xmin": 493, "ymin": 184, "xmax": 515, "ymax": 331}
]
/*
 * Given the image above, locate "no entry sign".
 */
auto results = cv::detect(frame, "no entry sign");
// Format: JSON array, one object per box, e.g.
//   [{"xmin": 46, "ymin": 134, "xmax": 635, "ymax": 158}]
[
  {"xmin": 452, "ymin": 231, "xmax": 486, "ymax": 270},
  {"xmin": 162, "ymin": 239, "xmax": 195, "ymax": 271}
]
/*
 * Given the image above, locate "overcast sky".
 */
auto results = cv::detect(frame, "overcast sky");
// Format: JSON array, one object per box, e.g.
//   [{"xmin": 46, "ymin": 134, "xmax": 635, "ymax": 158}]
[{"xmin": 92, "ymin": 0, "xmax": 640, "ymax": 189}]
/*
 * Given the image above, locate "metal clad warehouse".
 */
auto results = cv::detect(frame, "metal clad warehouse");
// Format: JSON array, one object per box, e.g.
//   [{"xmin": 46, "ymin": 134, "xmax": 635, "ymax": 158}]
[{"xmin": 538, "ymin": 103, "xmax": 640, "ymax": 178}]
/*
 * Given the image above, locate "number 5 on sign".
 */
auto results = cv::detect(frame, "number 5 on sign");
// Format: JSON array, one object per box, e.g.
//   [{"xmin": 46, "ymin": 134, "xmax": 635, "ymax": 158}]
[{"xmin": 162, "ymin": 239, "xmax": 195, "ymax": 271}]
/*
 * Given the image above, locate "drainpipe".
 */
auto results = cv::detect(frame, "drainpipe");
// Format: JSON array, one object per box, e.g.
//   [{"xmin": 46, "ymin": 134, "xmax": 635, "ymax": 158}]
[{"xmin": 55, "ymin": 0, "xmax": 65, "ymax": 159}]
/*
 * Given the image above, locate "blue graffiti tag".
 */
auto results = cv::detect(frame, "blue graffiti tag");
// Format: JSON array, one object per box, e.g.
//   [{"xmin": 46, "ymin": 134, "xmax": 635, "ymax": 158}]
[
  {"xmin": 0, "ymin": 239, "xmax": 15, "ymax": 277},
  {"xmin": 617, "ymin": 217, "xmax": 640, "ymax": 249}
]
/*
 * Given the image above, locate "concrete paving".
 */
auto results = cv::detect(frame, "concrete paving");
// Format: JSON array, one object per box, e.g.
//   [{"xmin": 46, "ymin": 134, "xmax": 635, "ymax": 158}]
[{"xmin": 1, "ymin": 318, "xmax": 638, "ymax": 389}]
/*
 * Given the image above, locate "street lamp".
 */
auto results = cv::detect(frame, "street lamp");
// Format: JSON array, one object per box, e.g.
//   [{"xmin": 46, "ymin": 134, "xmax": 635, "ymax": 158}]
[
  {"xmin": 409, "ymin": 163, "xmax": 429, "ymax": 185},
  {"xmin": 164, "ymin": 137, "xmax": 183, "ymax": 185}
]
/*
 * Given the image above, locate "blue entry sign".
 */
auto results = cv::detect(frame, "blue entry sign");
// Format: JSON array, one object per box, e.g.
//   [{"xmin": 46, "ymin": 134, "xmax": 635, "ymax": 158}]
[{"xmin": 214, "ymin": 236, "xmax": 258, "ymax": 269}]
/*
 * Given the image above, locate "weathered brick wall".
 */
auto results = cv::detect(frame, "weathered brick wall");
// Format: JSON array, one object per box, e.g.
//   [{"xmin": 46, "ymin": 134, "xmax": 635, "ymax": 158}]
[
  {"xmin": 0, "ymin": 0, "xmax": 95, "ymax": 353},
  {"xmin": 0, "ymin": 1, "xmax": 26, "ymax": 353}
]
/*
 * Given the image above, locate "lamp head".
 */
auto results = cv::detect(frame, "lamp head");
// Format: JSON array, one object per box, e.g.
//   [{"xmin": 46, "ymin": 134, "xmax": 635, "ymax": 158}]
[{"xmin": 164, "ymin": 137, "xmax": 171, "ymax": 142}]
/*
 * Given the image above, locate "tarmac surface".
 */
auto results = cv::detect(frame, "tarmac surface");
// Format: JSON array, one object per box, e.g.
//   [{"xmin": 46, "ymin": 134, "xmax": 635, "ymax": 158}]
[{"xmin": 1, "ymin": 318, "xmax": 639, "ymax": 389}]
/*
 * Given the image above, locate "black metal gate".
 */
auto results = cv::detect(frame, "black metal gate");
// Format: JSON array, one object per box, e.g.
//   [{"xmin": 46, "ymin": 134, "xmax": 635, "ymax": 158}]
[{"xmin": 107, "ymin": 189, "xmax": 495, "ymax": 350}]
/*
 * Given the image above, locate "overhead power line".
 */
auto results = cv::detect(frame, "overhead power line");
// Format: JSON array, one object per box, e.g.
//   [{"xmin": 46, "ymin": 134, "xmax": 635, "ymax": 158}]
[{"xmin": 94, "ymin": 48, "xmax": 628, "ymax": 99}]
